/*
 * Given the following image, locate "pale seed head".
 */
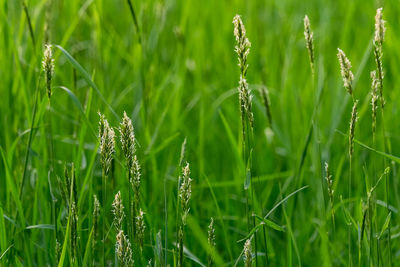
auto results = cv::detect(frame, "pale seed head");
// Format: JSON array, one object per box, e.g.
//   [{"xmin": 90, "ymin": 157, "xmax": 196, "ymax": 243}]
[
  {"xmin": 112, "ymin": 191, "xmax": 125, "ymax": 231},
  {"xmin": 244, "ymin": 239, "xmax": 252, "ymax": 267},
  {"xmin": 42, "ymin": 44, "xmax": 55, "ymax": 99},
  {"xmin": 119, "ymin": 111, "xmax": 136, "ymax": 173},
  {"xmin": 179, "ymin": 162, "xmax": 192, "ymax": 224},
  {"xmin": 116, "ymin": 230, "xmax": 133, "ymax": 266},
  {"xmin": 337, "ymin": 48, "xmax": 354, "ymax": 96}
]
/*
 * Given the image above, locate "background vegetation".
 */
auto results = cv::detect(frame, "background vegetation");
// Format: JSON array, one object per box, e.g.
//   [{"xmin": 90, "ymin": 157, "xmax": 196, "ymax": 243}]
[{"xmin": 1, "ymin": 0, "xmax": 399, "ymax": 266}]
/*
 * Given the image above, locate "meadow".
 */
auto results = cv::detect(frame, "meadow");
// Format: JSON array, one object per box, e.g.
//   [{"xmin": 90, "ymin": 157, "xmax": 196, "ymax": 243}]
[{"xmin": 1, "ymin": 0, "xmax": 400, "ymax": 266}]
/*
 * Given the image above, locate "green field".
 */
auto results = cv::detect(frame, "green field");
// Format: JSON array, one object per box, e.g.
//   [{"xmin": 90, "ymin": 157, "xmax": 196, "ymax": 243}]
[{"xmin": 1, "ymin": 0, "xmax": 400, "ymax": 266}]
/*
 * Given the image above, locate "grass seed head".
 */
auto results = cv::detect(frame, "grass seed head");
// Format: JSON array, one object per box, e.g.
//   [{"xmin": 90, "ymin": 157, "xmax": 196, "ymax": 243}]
[
  {"xmin": 131, "ymin": 155, "xmax": 141, "ymax": 201},
  {"xmin": 99, "ymin": 115, "xmax": 115, "ymax": 176},
  {"xmin": 208, "ymin": 217, "xmax": 216, "ymax": 267},
  {"xmin": 303, "ymin": 15, "xmax": 314, "ymax": 70},
  {"xmin": 233, "ymin": 15, "xmax": 254, "ymax": 129},
  {"xmin": 233, "ymin": 15, "xmax": 251, "ymax": 76},
  {"xmin": 116, "ymin": 230, "xmax": 133, "ymax": 266},
  {"xmin": 42, "ymin": 44, "xmax": 55, "ymax": 99},
  {"xmin": 349, "ymin": 100, "xmax": 358, "ymax": 157},
  {"xmin": 244, "ymin": 239, "xmax": 252, "ymax": 267},
  {"xmin": 337, "ymin": 48, "xmax": 354, "ymax": 96},
  {"xmin": 112, "ymin": 191, "xmax": 125, "ymax": 231},
  {"xmin": 374, "ymin": 8, "xmax": 385, "ymax": 47},
  {"xmin": 179, "ymin": 162, "xmax": 192, "ymax": 225},
  {"xmin": 136, "ymin": 209, "xmax": 145, "ymax": 250},
  {"xmin": 370, "ymin": 71, "xmax": 379, "ymax": 134},
  {"xmin": 119, "ymin": 111, "xmax": 136, "ymax": 173},
  {"xmin": 325, "ymin": 162, "xmax": 334, "ymax": 201}
]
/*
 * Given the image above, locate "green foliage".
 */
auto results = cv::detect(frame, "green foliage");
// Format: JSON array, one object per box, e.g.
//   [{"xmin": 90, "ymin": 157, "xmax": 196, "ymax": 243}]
[{"xmin": 0, "ymin": 0, "xmax": 399, "ymax": 266}]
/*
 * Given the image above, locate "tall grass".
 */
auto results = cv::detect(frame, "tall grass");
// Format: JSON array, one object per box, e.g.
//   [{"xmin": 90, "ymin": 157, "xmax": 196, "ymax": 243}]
[{"xmin": 1, "ymin": 1, "xmax": 400, "ymax": 266}]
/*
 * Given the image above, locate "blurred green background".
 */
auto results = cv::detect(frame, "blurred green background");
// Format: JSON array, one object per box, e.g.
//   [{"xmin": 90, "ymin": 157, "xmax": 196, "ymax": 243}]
[{"xmin": 1, "ymin": 0, "xmax": 400, "ymax": 265}]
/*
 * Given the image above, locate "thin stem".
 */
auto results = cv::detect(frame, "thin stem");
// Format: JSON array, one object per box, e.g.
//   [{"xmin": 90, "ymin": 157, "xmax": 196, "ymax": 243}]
[{"xmin": 349, "ymin": 156, "xmax": 352, "ymax": 267}]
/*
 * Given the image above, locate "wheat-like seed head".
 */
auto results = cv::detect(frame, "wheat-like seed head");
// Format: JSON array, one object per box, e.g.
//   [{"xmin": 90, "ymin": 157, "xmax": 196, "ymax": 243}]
[
  {"xmin": 233, "ymin": 15, "xmax": 251, "ymax": 76},
  {"xmin": 239, "ymin": 76, "xmax": 254, "ymax": 127},
  {"xmin": 99, "ymin": 115, "xmax": 115, "ymax": 176},
  {"xmin": 325, "ymin": 162, "xmax": 334, "ymax": 200},
  {"xmin": 131, "ymin": 155, "xmax": 141, "ymax": 201},
  {"xmin": 373, "ymin": 8, "xmax": 385, "ymax": 108},
  {"xmin": 303, "ymin": 15, "xmax": 314, "ymax": 69},
  {"xmin": 42, "ymin": 44, "xmax": 55, "ymax": 99},
  {"xmin": 208, "ymin": 217, "xmax": 216, "ymax": 247},
  {"xmin": 112, "ymin": 191, "xmax": 125, "ymax": 231},
  {"xmin": 119, "ymin": 111, "xmax": 136, "ymax": 173},
  {"xmin": 337, "ymin": 48, "xmax": 354, "ymax": 96},
  {"xmin": 179, "ymin": 162, "xmax": 192, "ymax": 225},
  {"xmin": 374, "ymin": 8, "xmax": 385, "ymax": 47},
  {"xmin": 244, "ymin": 239, "xmax": 252, "ymax": 267},
  {"xmin": 136, "ymin": 209, "xmax": 146, "ymax": 250},
  {"xmin": 349, "ymin": 100, "xmax": 358, "ymax": 158},
  {"xmin": 116, "ymin": 230, "xmax": 133, "ymax": 266},
  {"xmin": 370, "ymin": 71, "xmax": 379, "ymax": 134},
  {"xmin": 233, "ymin": 15, "xmax": 254, "ymax": 129}
]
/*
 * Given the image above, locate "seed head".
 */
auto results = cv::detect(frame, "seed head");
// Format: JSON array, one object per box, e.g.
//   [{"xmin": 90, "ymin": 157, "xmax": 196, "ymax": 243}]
[
  {"xmin": 208, "ymin": 217, "xmax": 216, "ymax": 248},
  {"xmin": 119, "ymin": 111, "xmax": 136, "ymax": 174},
  {"xmin": 374, "ymin": 8, "xmax": 385, "ymax": 47},
  {"xmin": 179, "ymin": 162, "xmax": 192, "ymax": 225},
  {"xmin": 325, "ymin": 162, "xmax": 334, "ymax": 201},
  {"xmin": 112, "ymin": 191, "xmax": 125, "ymax": 231},
  {"xmin": 239, "ymin": 76, "xmax": 254, "ymax": 128},
  {"xmin": 303, "ymin": 15, "xmax": 314, "ymax": 70},
  {"xmin": 243, "ymin": 239, "xmax": 252, "ymax": 267},
  {"xmin": 337, "ymin": 48, "xmax": 354, "ymax": 96},
  {"xmin": 136, "ymin": 209, "xmax": 146, "ymax": 250},
  {"xmin": 42, "ymin": 44, "xmax": 55, "ymax": 99},
  {"xmin": 116, "ymin": 230, "xmax": 133, "ymax": 266},
  {"xmin": 349, "ymin": 100, "xmax": 358, "ymax": 158},
  {"xmin": 131, "ymin": 155, "xmax": 141, "ymax": 202},
  {"xmin": 373, "ymin": 8, "xmax": 385, "ymax": 108},
  {"xmin": 208, "ymin": 217, "xmax": 216, "ymax": 267},
  {"xmin": 233, "ymin": 15, "xmax": 251, "ymax": 76},
  {"xmin": 370, "ymin": 71, "xmax": 379, "ymax": 134},
  {"xmin": 99, "ymin": 115, "xmax": 115, "ymax": 176}
]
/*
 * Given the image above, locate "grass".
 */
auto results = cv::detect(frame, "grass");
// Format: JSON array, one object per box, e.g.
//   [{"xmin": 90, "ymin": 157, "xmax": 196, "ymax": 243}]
[{"xmin": 1, "ymin": 0, "xmax": 400, "ymax": 266}]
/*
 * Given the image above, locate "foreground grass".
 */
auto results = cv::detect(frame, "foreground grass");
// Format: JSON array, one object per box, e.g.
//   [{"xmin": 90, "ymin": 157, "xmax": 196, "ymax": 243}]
[{"xmin": 1, "ymin": 0, "xmax": 400, "ymax": 266}]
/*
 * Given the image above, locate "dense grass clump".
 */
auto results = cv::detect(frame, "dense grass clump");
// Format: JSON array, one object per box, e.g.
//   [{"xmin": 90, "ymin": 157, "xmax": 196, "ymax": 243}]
[{"xmin": 1, "ymin": 1, "xmax": 400, "ymax": 266}]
